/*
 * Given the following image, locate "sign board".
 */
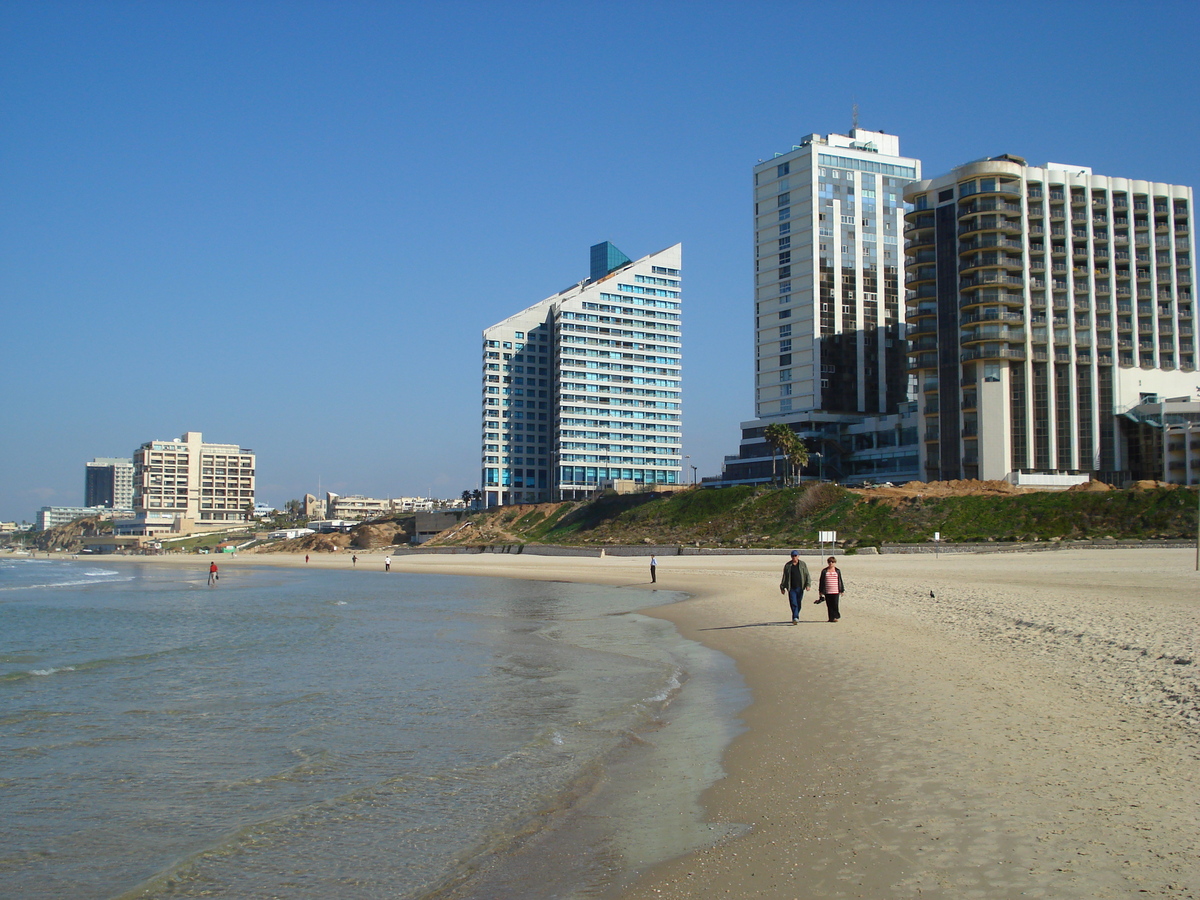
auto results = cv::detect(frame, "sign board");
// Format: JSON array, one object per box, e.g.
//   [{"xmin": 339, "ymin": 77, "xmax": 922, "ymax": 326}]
[
  {"xmin": 934, "ymin": 532, "xmax": 940, "ymax": 541},
  {"xmin": 818, "ymin": 531, "xmax": 837, "ymax": 542}
]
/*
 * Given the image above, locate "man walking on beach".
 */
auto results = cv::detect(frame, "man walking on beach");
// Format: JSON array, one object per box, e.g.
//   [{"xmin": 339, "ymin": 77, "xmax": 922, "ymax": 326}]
[
  {"xmin": 384, "ymin": 555, "xmax": 391, "ymax": 572},
  {"xmin": 779, "ymin": 550, "xmax": 810, "ymax": 625},
  {"xmin": 208, "ymin": 561, "xmax": 218, "ymax": 587},
  {"xmin": 650, "ymin": 555, "xmax": 657, "ymax": 583}
]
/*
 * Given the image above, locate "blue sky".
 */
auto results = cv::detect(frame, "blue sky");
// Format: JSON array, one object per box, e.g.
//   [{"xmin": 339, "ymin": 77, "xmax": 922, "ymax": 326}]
[{"xmin": 2, "ymin": 1, "xmax": 1198, "ymax": 522}]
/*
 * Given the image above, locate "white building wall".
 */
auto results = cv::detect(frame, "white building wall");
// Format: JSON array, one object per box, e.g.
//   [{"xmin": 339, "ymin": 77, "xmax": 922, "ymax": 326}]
[
  {"xmin": 481, "ymin": 244, "xmax": 682, "ymax": 507},
  {"xmin": 752, "ymin": 129, "xmax": 919, "ymax": 420},
  {"xmin": 904, "ymin": 156, "xmax": 1196, "ymax": 482}
]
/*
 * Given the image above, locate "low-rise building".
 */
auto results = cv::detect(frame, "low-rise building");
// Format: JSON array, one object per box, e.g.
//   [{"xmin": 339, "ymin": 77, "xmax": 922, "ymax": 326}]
[{"xmin": 36, "ymin": 506, "xmax": 135, "ymax": 531}]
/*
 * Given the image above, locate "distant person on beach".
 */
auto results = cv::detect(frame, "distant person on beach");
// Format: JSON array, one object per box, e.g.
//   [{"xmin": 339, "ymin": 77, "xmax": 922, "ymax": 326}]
[
  {"xmin": 352, "ymin": 554, "xmax": 357, "ymax": 567},
  {"xmin": 817, "ymin": 556, "xmax": 844, "ymax": 623},
  {"xmin": 779, "ymin": 550, "xmax": 811, "ymax": 625},
  {"xmin": 208, "ymin": 561, "xmax": 218, "ymax": 586},
  {"xmin": 384, "ymin": 555, "xmax": 391, "ymax": 572},
  {"xmin": 650, "ymin": 555, "xmax": 657, "ymax": 583},
  {"xmin": 305, "ymin": 554, "xmax": 309, "ymax": 564}
]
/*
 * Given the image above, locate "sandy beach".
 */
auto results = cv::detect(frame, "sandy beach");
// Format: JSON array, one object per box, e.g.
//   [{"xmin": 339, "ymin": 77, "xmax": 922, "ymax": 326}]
[{"xmin": 119, "ymin": 548, "xmax": 1200, "ymax": 897}]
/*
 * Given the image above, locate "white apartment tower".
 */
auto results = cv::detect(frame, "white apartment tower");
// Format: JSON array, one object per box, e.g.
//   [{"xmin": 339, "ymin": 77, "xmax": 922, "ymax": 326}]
[
  {"xmin": 753, "ymin": 129, "xmax": 920, "ymax": 418},
  {"xmin": 904, "ymin": 157, "xmax": 1197, "ymax": 483},
  {"xmin": 84, "ymin": 457, "xmax": 134, "ymax": 509},
  {"xmin": 482, "ymin": 242, "xmax": 683, "ymax": 507},
  {"xmin": 721, "ymin": 129, "xmax": 922, "ymax": 485}
]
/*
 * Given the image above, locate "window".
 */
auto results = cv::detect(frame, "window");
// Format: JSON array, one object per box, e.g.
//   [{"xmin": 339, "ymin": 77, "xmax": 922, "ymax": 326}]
[
  {"xmin": 777, "ymin": 162, "xmax": 790, "ymax": 178},
  {"xmin": 779, "ymin": 309, "xmax": 791, "ymax": 319},
  {"xmin": 780, "ymin": 368, "xmax": 791, "ymax": 381},
  {"xmin": 939, "ymin": 189, "xmax": 953, "ymax": 202},
  {"xmin": 779, "ymin": 324, "xmax": 792, "ymax": 337},
  {"xmin": 777, "ymin": 192, "xmax": 790, "ymax": 208},
  {"xmin": 779, "ymin": 222, "xmax": 791, "ymax": 236},
  {"xmin": 779, "ymin": 236, "xmax": 791, "ymax": 250},
  {"xmin": 779, "ymin": 339, "xmax": 792, "ymax": 352},
  {"xmin": 779, "ymin": 208, "xmax": 790, "ymax": 221}
]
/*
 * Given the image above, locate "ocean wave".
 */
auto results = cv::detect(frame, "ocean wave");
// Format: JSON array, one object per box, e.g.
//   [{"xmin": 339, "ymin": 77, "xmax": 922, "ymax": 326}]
[{"xmin": 0, "ymin": 575, "xmax": 136, "ymax": 592}]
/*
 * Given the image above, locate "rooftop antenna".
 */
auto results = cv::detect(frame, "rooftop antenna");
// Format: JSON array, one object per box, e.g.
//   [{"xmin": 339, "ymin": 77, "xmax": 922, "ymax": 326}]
[{"xmin": 852, "ymin": 102, "xmax": 859, "ymax": 132}]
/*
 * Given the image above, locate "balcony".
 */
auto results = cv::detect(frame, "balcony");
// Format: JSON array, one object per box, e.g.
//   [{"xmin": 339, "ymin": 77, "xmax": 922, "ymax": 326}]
[
  {"xmin": 905, "ymin": 267, "xmax": 938, "ymax": 285},
  {"xmin": 959, "ymin": 235, "xmax": 1024, "ymax": 254},
  {"xmin": 960, "ymin": 272, "xmax": 1023, "ymax": 289},
  {"xmin": 959, "ymin": 255, "xmax": 1024, "ymax": 275},
  {"xmin": 960, "ymin": 199, "xmax": 1022, "ymax": 215},
  {"xmin": 961, "ymin": 309, "xmax": 1024, "ymax": 326},
  {"xmin": 961, "ymin": 345, "xmax": 1026, "ymax": 362},
  {"xmin": 958, "ymin": 217, "xmax": 1022, "ymax": 238},
  {"xmin": 961, "ymin": 326, "xmax": 1025, "ymax": 345}
]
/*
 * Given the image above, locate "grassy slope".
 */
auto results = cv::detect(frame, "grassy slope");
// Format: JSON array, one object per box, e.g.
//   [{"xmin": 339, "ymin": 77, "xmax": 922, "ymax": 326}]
[{"xmin": 430, "ymin": 485, "xmax": 1199, "ymax": 549}]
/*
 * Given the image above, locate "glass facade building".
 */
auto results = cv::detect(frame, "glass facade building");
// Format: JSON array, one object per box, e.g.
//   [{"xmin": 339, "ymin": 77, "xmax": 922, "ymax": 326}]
[
  {"xmin": 720, "ymin": 129, "xmax": 924, "ymax": 486},
  {"xmin": 481, "ymin": 242, "xmax": 682, "ymax": 506}
]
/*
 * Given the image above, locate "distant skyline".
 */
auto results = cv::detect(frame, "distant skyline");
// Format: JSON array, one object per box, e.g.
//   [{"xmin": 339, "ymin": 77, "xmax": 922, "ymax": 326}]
[{"xmin": 3, "ymin": 1, "xmax": 1198, "ymax": 522}]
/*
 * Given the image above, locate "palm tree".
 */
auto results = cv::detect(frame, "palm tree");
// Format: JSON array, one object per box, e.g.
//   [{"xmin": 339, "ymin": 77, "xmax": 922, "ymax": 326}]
[
  {"xmin": 783, "ymin": 437, "xmax": 810, "ymax": 486},
  {"xmin": 763, "ymin": 423, "xmax": 792, "ymax": 486},
  {"xmin": 764, "ymin": 424, "xmax": 810, "ymax": 486}
]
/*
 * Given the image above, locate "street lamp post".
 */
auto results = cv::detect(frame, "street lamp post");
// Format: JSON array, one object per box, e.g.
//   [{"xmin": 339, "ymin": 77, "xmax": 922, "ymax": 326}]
[{"xmin": 684, "ymin": 455, "xmax": 690, "ymax": 486}]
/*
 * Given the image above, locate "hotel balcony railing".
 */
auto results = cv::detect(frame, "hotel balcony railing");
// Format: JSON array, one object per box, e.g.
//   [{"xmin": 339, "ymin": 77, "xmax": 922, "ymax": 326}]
[
  {"xmin": 959, "ymin": 236, "xmax": 1024, "ymax": 253},
  {"xmin": 958, "ymin": 217, "xmax": 1022, "ymax": 237},
  {"xmin": 961, "ymin": 309, "xmax": 1024, "ymax": 325},
  {"xmin": 960, "ymin": 199, "xmax": 1022, "ymax": 215},
  {"xmin": 962, "ymin": 326, "xmax": 1025, "ymax": 344},
  {"xmin": 961, "ymin": 272, "xmax": 1023, "ymax": 289},
  {"xmin": 961, "ymin": 345, "xmax": 1026, "ymax": 362}
]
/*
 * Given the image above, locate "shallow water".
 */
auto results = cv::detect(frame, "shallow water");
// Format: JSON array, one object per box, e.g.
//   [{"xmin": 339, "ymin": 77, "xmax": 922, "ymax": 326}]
[{"xmin": 0, "ymin": 559, "xmax": 746, "ymax": 899}]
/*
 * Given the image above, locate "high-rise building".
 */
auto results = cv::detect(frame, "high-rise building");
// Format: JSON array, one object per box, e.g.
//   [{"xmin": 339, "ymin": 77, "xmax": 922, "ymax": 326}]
[
  {"xmin": 903, "ymin": 156, "xmax": 1197, "ymax": 484},
  {"xmin": 124, "ymin": 431, "xmax": 256, "ymax": 534},
  {"xmin": 84, "ymin": 457, "xmax": 133, "ymax": 508},
  {"xmin": 721, "ymin": 129, "xmax": 923, "ymax": 485},
  {"xmin": 482, "ymin": 242, "xmax": 682, "ymax": 507}
]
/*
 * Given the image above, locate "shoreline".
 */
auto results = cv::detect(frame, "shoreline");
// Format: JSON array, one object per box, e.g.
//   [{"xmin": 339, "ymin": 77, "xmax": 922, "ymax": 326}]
[{"xmin": 80, "ymin": 549, "xmax": 1200, "ymax": 897}]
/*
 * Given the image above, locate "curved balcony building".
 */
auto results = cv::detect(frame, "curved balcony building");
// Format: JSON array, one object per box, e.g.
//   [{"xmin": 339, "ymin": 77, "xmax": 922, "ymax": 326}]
[{"xmin": 904, "ymin": 155, "xmax": 1196, "ymax": 486}]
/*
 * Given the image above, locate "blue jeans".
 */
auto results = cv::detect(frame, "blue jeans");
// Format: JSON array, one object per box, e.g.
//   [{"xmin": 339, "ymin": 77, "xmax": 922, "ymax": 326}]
[{"xmin": 787, "ymin": 588, "xmax": 803, "ymax": 619}]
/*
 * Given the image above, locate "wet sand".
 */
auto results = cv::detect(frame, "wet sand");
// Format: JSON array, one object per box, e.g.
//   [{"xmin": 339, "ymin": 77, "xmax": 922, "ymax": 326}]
[{"xmin": 122, "ymin": 548, "xmax": 1200, "ymax": 897}]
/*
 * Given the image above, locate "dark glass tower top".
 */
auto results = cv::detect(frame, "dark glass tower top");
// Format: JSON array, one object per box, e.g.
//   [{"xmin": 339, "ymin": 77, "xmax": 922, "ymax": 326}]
[{"xmin": 590, "ymin": 241, "xmax": 632, "ymax": 281}]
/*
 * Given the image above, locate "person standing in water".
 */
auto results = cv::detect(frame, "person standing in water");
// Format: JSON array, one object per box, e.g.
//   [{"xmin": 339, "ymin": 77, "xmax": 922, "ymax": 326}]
[{"xmin": 208, "ymin": 561, "xmax": 218, "ymax": 586}]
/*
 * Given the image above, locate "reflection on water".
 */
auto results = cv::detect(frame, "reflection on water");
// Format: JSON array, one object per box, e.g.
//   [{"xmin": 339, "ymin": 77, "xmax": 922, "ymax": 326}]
[{"xmin": 0, "ymin": 561, "xmax": 746, "ymax": 900}]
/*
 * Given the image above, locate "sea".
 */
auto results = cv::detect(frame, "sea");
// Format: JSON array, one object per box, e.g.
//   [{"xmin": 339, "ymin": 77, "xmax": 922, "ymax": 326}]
[{"xmin": 0, "ymin": 557, "xmax": 748, "ymax": 900}]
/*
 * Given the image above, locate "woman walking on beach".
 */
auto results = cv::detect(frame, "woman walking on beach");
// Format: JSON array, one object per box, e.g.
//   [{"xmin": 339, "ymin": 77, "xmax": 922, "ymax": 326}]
[{"xmin": 818, "ymin": 556, "xmax": 844, "ymax": 622}]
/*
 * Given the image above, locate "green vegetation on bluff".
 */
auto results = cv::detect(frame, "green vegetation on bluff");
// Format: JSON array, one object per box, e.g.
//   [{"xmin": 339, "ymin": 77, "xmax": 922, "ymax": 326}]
[{"xmin": 427, "ymin": 483, "xmax": 1199, "ymax": 549}]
